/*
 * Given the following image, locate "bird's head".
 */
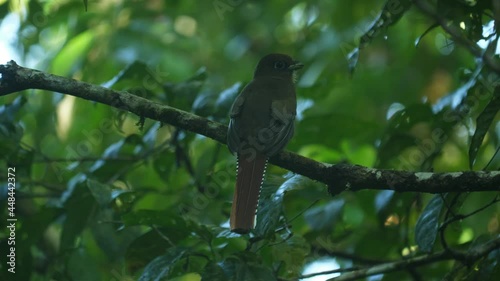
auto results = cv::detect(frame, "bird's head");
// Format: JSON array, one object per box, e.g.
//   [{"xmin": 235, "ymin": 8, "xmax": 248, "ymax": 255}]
[{"xmin": 253, "ymin": 53, "xmax": 303, "ymax": 81}]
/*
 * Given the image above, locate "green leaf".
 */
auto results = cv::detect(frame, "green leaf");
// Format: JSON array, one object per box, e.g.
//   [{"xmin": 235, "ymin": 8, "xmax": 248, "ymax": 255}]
[
  {"xmin": 207, "ymin": 258, "xmax": 276, "ymax": 281},
  {"xmin": 0, "ymin": 96, "xmax": 26, "ymax": 158},
  {"xmin": 6, "ymin": 147, "xmax": 34, "ymax": 177},
  {"xmin": 138, "ymin": 247, "xmax": 186, "ymax": 281},
  {"xmin": 299, "ymin": 144, "xmax": 343, "ymax": 163},
  {"xmin": 214, "ymin": 82, "xmax": 242, "ymax": 119},
  {"xmin": 386, "ymin": 104, "xmax": 435, "ymax": 133},
  {"xmin": 86, "ymin": 179, "xmax": 113, "ymax": 207},
  {"xmin": 190, "ymin": 223, "xmax": 214, "ymax": 243},
  {"xmin": 0, "ymin": 95, "xmax": 27, "ymax": 123},
  {"xmin": 104, "ymin": 61, "xmax": 163, "ymax": 99},
  {"xmin": 343, "ymin": 202, "xmax": 365, "ymax": 227},
  {"xmin": 193, "ymin": 141, "xmax": 217, "ymax": 184},
  {"xmin": 374, "ymin": 191, "xmax": 416, "ymax": 226},
  {"xmin": 349, "ymin": 0, "xmax": 412, "ymax": 72},
  {"xmin": 469, "ymin": 90, "xmax": 500, "ymax": 169},
  {"xmin": 18, "ymin": 206, "xmax": 62, "ymax": 245},
  {"xmin": 161, "ymin": 67, "xmax": 206, "ymax": 110},
  {"xmin": 359, "ymin": 0, "xmax": 412, "ymax": 48},
  {"xmin": 297, "ymin": 112, "xmax": 381, "ymax": 149},
  {"xmin": 415, "ymin": 23, "xmax": 440, "ymax": 47},
  {"xmin": 192, "ymin": 89, "xmax": 217, "ymax": 116},
  {"xmin": 142, "ymin": 122, "xmax": 161, "ymax": 149},
  {"xmin": 272, "ymin": 235, "xmax": 310, "ymax": 279},
  {"xmin": 471, "ymin": 243, "xmax": 500, "ymax": 280},
  {"xmin": 341, "ymin": 141, "xmax": 376, "ymax": 167},
  {"xmin": 347, "ymin": 47, "xmax": 359, "ymax": 74},
  {"xmin": 255, "ymin": 181, "xmax": 283, "ymax": 237},
  {"xmin": 304, "ymin": 199, "xmax": 345, "ymax": 231},
  {"xmin": 374, "ymin": 190, "xmax": 395, "ymax": 214},
  {"xmin": 237, "ymin": 263, "xmax": 276, "ymax": 281},
  {"xmin": 126, "ymin": 230, "xmax": 178, "ymax": 272},
  {"xmin": 377, "ymin": 103, "xmax": 436, "ymax": 167},
  {"xmin": 61, "ymin": 184, "xmax": 96, "ymax": 250},
  {"xmin": 434, "ymin": 66, "xmax": 482, "ymax": 112},
  {"xmin": 446, "ymin": 235, "xmax": 499, "ymax": 280},
  {"xmin": 89, "ymin": 134, "xmax": 144, "ymax": 179},
  {"xmin": 255, "ymin": 175, "xmax": 318, "ymax": 236},
  {"xmin": 202, "ymin": 262, "xmax": 229, "ymax": 281},
  {"xmin": 153, "ymin": 149, "xmax": 176, "ymax": 182},
  {"xmin": 415, "ymin": 194, "xmax": 444, "ymax": 253},
  {"xmin": 67, "ymin": 248, "xmax": 101, "ymax": 281},
  {"xmin": 51, "ymin": 30, "xmax": 95, "ymax": 76}
]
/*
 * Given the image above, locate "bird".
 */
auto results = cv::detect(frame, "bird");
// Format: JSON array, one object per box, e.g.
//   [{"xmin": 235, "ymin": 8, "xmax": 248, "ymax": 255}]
[{"xmin": 227, "ymin": 53, "xmax": 303, "ymax": 234}]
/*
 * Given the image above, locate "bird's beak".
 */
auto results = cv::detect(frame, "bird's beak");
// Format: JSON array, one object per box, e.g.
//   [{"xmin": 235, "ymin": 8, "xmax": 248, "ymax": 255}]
[{"xmin": 288, "ymin": 61, "xmax": 304, "ymax": 70}]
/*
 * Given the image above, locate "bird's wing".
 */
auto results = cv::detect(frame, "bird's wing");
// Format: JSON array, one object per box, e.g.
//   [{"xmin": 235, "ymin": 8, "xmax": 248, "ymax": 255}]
[
  {"xmin": 227, "ymin": 94, "xmax": 245, "ymax": 154},
  {"xmin": 261, "ymin": 99, "xmax": 296, "ymax": 156},
  {"xmin": 229, "ymin": 94, "xmax": 245, "ymax": 118}
]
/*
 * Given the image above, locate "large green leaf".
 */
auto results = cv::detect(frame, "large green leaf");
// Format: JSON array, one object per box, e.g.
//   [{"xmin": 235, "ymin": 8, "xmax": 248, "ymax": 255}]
[
  {"xmin": 254, "ymin": 180, "xmax": 284, "ymax": 237},
  {"xmin": 304, "ymin": 199, "xmax": 345, "ymax": 232},
  {"xmin": 377, "ymin": 103, "xmax": 436, "ymax": 168},
  {"xmin": 51, "ymin": 30, "xmax": 95, "ymax": 76},
  {"xmin": 214, "ymin": 82, "xmax": 242, "ymax": 120},
  {"xmin": 272, "ymin": 235, "xmax": 310, "ymax": 279},
  {"xmin": 349, "ymin": 0, "xmax": 412, "ymax": 72},
  {"xmin": 0, "ymin": 96, "xmax": 26, "ymax": 159},
  {"xmin": 202, "ymin": 261, "xmax": 229, "ymax": 281},
  {"xmin": 161, "ymin": 67, "xmax": 207, "ymax": 111},
  {"xmin": 86, "ymin": 179, "xmax": 113, "ymax": 207},
  {"xmin": 89, "ymin": 134, "xmax": 145, "ymax": 180},
  {"xmin": 125, "ymin": 230, "xmax": 176, "ymax": 272},
  {"xmin": 415, "ymin": 194, "xmax": 444, "ymax": 253},
  {"xmin": 433, "ymin": 66, "xmax": 482, "ymax": 112},
  {"xmin": 61, "ymin": 183, "xmax": 95, "ymax": 250},
  {"xmin": 138, "ymin": 247, "xmax": 186, "ymax": 281},
  {"xmin": 445, "ymin": 234, "xmax": 500, "ymax": 280},
  {"xmin": 469, "ymin": 89, "xmax": 500, "ymax": 169},
  {"xmin": 103, "ymin": 61, "xmax": 164, "ymax": 99}
]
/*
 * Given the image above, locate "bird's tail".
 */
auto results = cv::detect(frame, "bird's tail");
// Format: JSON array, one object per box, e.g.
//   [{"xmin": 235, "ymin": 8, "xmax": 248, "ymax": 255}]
[{"xmin": 230, "ymin": 153, "xmax": 268, "ymax": 234}]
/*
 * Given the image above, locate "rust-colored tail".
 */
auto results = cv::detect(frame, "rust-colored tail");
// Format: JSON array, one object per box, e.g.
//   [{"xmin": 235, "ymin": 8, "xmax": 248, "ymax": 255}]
[{"xmin": 230, "ymin": 153, "xmax": 268, "ymax": 233}]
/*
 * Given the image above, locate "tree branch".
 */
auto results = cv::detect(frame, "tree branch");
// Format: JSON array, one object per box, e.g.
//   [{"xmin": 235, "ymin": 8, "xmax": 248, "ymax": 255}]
[
  {"xmin": 327, "ymin": 236, "xmax": 500, "ymax": 281},
  {"xmin": 414, "ymin": 0, "xmax": 500, "ymax": 74},
  {"xmin": 1, "ymin": 61, "xmax": 499, "ymax": 193}
]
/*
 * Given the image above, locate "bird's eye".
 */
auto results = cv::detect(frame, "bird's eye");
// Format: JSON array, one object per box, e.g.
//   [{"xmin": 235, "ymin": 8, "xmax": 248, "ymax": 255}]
[{"xmin": 274, "ymin": 61, "xmax": 286, "ymax": 70}]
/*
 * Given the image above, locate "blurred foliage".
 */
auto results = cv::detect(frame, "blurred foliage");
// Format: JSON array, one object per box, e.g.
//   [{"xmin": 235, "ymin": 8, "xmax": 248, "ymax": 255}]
[{"xmin": 0, "ymin": 0, "xmax": 499, "ymax": 280}]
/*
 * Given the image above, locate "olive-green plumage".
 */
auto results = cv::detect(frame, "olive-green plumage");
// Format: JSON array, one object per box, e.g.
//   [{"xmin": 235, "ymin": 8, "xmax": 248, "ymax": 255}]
[{"xmin": 227, "ymin": 54, "xmax": 303, "ymax": 233}]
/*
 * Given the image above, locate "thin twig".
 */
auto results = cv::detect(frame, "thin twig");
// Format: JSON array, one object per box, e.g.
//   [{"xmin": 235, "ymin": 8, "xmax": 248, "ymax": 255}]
[
  {"xmin": 301, "ymin": 266, "xmax": 360, "ymax": 279},
  {"xmin": 414, "ymin": 0, "xmax": 500, "ymax": 74},
  {"xmin": 327, "ymin": 236, "xmax": 500, "ymax": 281}
]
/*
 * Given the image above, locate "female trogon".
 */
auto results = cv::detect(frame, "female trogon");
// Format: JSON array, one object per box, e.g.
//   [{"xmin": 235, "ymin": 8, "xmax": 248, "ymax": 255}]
[{"xmin": 227, "ymin": 53, "xmax": 303, "ymax": 233}]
